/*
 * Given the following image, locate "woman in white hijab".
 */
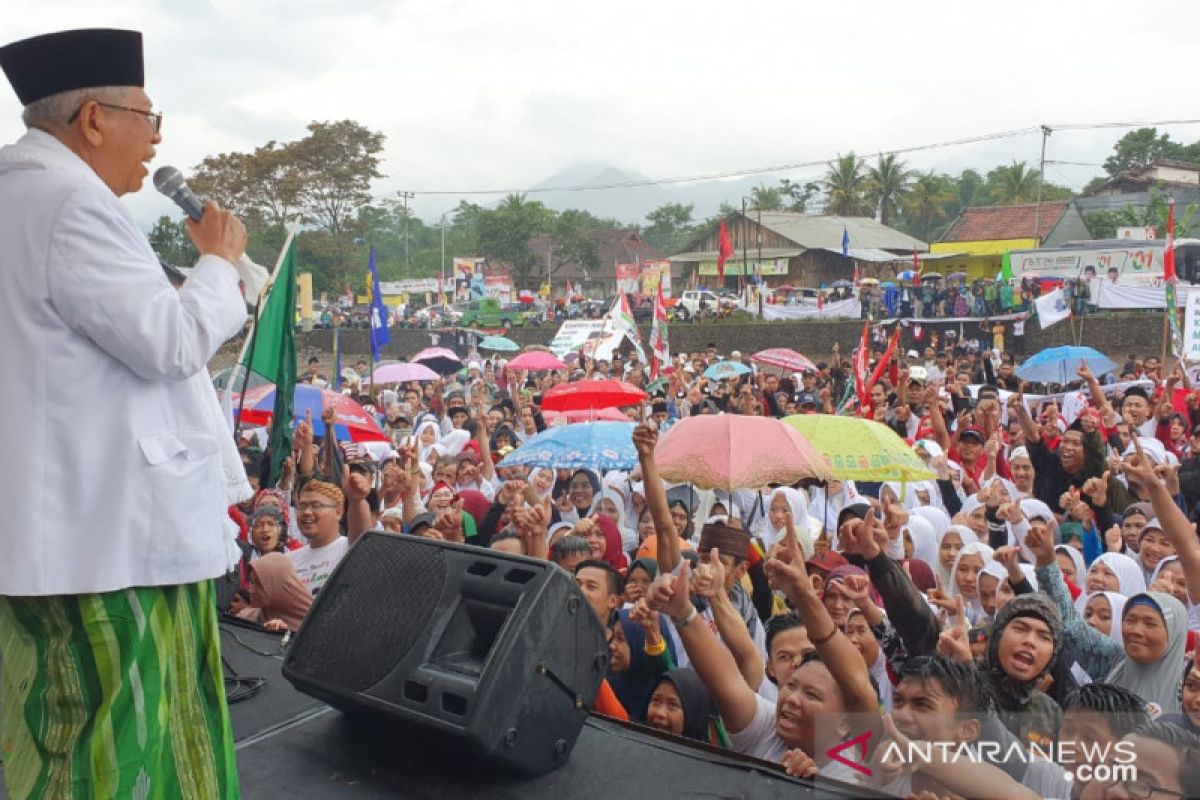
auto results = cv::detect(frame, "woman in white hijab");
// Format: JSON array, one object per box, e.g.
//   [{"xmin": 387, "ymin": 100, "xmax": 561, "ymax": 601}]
[
  {"xmin": 590, "ymin": 488, "xmax": 638, "ymax": 554},
  {"xmin": 910, "ymin": 506, "xmax": 950, "ymax": 540},
  {"xmin": 944, "ymin": 542, "xmax": 995, "ymax": 626},
  {"xmin": 528, "ymin": 468, "xmax": 555, "ymax": 501},
  {"xmin": 763, "ymin": 487, "xmax": 814, "ymax": 555},
  {"xmin": 904, "ymin": 516, "xmax": 938, "ymax": 570},
  {"xmin": 414, "ymin": 419, "xmax": 442, "ymax": 464},
  {"xmin": 809, "ymin": 479, "xmax": 858, "ymax": 537},
  {"xmin": 1085, "ymin": 552, "xmax": 1147, "ymax": 597}
]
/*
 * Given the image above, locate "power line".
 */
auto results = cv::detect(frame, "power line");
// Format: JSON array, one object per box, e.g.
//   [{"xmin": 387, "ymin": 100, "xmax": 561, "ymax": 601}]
[{"xmin": 406, "ymin": 118, "xmax": 1200, "ymax": 197}]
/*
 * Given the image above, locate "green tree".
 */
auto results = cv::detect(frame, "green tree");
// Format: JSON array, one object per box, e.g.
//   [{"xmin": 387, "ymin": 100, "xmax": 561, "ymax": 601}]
[
  {"xmin": 983, "ymin": 161, "xmax": 1040, "ymax": 204},
  {"xmin": 903, "ymin": 171, "xmax": 956, "ymax": 241},
  {"xmin": 954, "ymin": 169, "xmax": 984, "ymax": 209},
  {"xmin": 292, "ymin": 120, "xmax": 385, "ymax": 240},
  {"xmin": 643, "ymin": 202, "xmax": 695, "ymax": 253},
  {"xmin": 1103, "ymin": 127, "xmax": 1188, "ymax": 176},
  {"xmin": 547, "ymin": 209, "xmax": 601, "ymax": 279},
  {"xmin": 749, "ymin": 183, "xmax": 783, "ymax": 211},
  {"xmin": 147, "ymin": 216, "xmax": 198, "ymax": 267},
  {"xmin": 866, "ymin": 154, "xmax": 912, "ymax": 227},
  {"xmin": 822, "ymin": 153, "xmax": 872, "ymax": 216},
  {"xmin": 778, "ymin": 178, "xmax": 820, "ymax": 212},
  {"xmin": 476, "ymin": 193, "xmax": 555, "ymax": 288}
]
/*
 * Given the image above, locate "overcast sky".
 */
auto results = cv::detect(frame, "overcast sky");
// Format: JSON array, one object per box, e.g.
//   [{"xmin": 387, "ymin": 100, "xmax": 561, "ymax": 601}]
[{"xmin": 3, "ymin": 0, "xmax": 1198, "ymax": 228}]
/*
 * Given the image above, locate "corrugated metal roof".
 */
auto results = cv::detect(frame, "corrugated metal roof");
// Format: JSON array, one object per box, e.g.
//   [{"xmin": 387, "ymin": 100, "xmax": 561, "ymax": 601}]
[
  {"xmin": 753, "ymin": 211, "xmax": 927, "ymax": 252},
  {"xmin": 668, "ymin": 247, "xmax": 802, "ymax": 263},
  {"xmin": 844, "ymin": 247, "xmax": 901, "ymax": 263}
]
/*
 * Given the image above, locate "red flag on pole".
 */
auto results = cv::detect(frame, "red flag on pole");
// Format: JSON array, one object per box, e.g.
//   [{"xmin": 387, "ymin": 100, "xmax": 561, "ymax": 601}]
[
  {"xmin": 853, "ymin": 321, "xmax": 870, "ymax": 414},
  {"xmin": 912, "ymin": 250, "xmax": 921, "ymax": 288},
  {"xmin": 650, "ymin": 277, "xmax": 670, "ymax": 379},
  {"xmin": 1165, "ymin": 197, "xmax": 1177, "ymax": 282},
  {"xmin": 717, "ymin": 220, "xmax": 734, "ymax": 281}
]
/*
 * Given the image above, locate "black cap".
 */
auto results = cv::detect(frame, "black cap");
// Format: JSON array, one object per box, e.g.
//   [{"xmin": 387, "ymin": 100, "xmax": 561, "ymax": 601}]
[
  {"xmin": 1, "ymin": 29, "xmax": 144, "ymax": 106},
  {"xmin": 408, "ymin": 512, "xmax": 436, "ymax": 533}
]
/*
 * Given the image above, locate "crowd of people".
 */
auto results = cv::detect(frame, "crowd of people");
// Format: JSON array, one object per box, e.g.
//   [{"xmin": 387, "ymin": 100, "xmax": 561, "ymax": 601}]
[
  {"xmin": 856, "ymin": 275, "xmax": 1094, "ymax": 321},
  {"xmin": 224, "ymin": 336, "xmax": 1200, "ymax": 799}
]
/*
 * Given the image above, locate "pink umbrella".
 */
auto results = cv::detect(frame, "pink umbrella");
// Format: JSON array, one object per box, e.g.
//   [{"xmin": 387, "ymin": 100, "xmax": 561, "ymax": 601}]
[
  {"xmin": 507, "ymin": 351, "xmax": 566, "ymax": 371},
  {"xmin": 751, "ymin": 348, "xmax": 817, "ymax": 374},
  {"xmin": 372, "ymin": 362, "xmax": 440, "ymax": 383},
  {"xmin": 540, "ymin": 379, "xmax": 648, "ymax": 412},
  {"xmin": 543, "ymin": 407, "xmax": 632, "ymax": 424},
  {"xmin": 411, "ymin": 347, "xmax": 462, "ymax": 374},
  {"xmin": 655, "ymin": 414, "xmax": 831, "ymax": 490},
  {"xmin": 237, "ymin": 384, "xmax": 388, "ymax": 442}
]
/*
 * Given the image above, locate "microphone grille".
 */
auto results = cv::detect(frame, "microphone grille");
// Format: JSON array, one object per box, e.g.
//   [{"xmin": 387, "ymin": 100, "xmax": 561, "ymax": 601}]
[{"xmin": 153, "ymin": 166, "xmax": 184, "ymax": 194}]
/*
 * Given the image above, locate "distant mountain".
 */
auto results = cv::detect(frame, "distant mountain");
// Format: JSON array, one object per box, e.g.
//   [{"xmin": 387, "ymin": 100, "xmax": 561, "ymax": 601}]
[{"xmin": 527, "ymin": 162, "xmax": 795, "ymax": 226}]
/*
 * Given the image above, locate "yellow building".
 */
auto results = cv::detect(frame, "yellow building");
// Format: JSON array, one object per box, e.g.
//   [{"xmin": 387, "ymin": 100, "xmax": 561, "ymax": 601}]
[{"xmin": 928, "ymin": 201, "xmax": 1090, "ymax": 280}]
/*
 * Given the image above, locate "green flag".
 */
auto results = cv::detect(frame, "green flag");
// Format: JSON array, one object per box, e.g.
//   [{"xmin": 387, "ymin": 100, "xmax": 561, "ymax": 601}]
[
  {"xmin": 999, "ymin": 251, "xmax": 1013, "ymax": 281},
  {"xmin": 242, "ymin": 240, "xmax": 297, "ymax": 486}
]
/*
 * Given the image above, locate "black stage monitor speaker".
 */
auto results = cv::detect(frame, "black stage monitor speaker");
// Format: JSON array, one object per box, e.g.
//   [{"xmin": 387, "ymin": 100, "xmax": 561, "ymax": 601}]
[{"xmin": 282, "ymin": 532, "xmax": 608, "ymax": 775}]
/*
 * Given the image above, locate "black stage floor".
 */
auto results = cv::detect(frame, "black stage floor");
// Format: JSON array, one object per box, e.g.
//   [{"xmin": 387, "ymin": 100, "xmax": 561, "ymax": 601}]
[
  {"xmin": 1, "ymin": 621, "xmax": 882, "ymax": 798},
  {"xmin": 222, "ymin": 621, "xmax": 881, "ymax": 799}
]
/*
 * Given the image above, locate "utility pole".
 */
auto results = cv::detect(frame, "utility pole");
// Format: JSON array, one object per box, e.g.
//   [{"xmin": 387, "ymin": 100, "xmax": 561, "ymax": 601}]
[
  {"xmin": 440, "ymin": 212, "xmax": 447, "ymax": 306},
  {"xmin": 398, "ymin": 190, "xmax": 415, "ymax": 269},
  {"xmin": 1033, "ymin": 125, "xmax": 1052, "ymax": 244}
]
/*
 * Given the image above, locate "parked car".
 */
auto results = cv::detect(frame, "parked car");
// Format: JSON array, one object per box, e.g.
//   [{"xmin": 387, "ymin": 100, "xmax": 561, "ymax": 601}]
[
  {"xmin": 675, "ymin": 290, "xmax": 722, "ymax": 321},
  {"xmin": 458, "ymin": 297, "xmax": 526, "ymax": 328}
]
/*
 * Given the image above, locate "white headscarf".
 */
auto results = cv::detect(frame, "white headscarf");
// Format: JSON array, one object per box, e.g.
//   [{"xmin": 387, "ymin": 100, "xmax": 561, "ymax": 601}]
[
  {"xmin": 905, "ymin": 516, "xmax": 938, "ymax": 569},
  {"xmin": 591, "ymin": 489, "xmax": 637, "ymax": 554},
  {"xmin": 1090, "ymin": 552, "xmax": 1147, "ymax": 597},
  {"xmin": 809, "ymin": 480, "xmax": 858, "ymax": 535},
  {"xmin": 1054, "ymin": 545, "xmax": 1087, "ymax": 587},
  {"xmin": 1074, "ymin": 591, "xmax": 1127, "ymax": 647},
  {"xmin": 946, "ymin": 541, "xmax": 994, "ymax": 624},
  {"xmin": 764, "ymin": 487, "xmax": 815, "ymax": 556},
  {"xmin": 415, "ymin": 419, "xmax": 442, "ymax": 463},
  {"xmin": 935, "ymin": 525, "xmax": 980, "ymax": 596},
  {"xmin": 911, "ymin": 506, "xmax": 950, "ymax": 539}
]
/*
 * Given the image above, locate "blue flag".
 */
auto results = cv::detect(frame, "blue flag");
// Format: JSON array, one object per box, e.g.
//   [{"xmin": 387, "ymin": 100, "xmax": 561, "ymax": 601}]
[
  {"xmin": 368, "ymin": 246, "xmax": 390, "ymax": 362},
  {"xmin": 841, "ymin": 227, "xmax": 850, "ymax": 257}
]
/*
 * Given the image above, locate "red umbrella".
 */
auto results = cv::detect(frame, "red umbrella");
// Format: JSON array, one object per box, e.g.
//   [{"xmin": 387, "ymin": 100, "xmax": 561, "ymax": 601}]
[
  {"xmin": 507, "ymin": 351, "xmax": 566, "ymax": 371},
  {"xmin": 412, "ymin": 347, "xmax": 462, "ymax": 374},
  {"xmin": 751, "ymin": 348, "xmax": 817, "ymax": 373},
  {"xmin": 540, "ymin": 379, "xmax": 648, "ymax": 412},
  {"xmin": 237, "ymin": 384, "xmax": 388, "ymax": 442},
  {"xmin": 542, "ymin": 407, "xmax": 632, "ymax": 424}
]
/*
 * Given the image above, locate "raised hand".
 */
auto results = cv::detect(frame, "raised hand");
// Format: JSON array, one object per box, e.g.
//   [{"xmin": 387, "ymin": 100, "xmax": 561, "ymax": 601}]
[
  {"xmin": 1120, "ymin": 436, "xmax": 1158, "ymax": 493},
  {"xmin": 765, "ymin": 512, "xmax": 812, "ymax": 597},
  {"xmin": 632, "ymin": 424, "xmax": 658, "ymax": 459},
  {"xmin": 1080, "ymin": 471, "xmax": 1110, "ymax": 508},
  {"xmin": 1104, "ymin": 524, "xmax": 1124, "ymax": 553},
  {"xmin": 646, "ymin": 560, "xmax": 692, "ymax": 621},
  {"xmin": 1023, "ymin": 522, "xmax": 1054, "ymax": 568},
  {"xmin": 294, "ymin": 410, "xmax": 314, "ymax": 449},
  {"xmin": 841, "ymin": 574, "xmax": 872, "ymax": 606},
  {"xmin": 341, "ymin": 464, "xmax": 371, "ymax": 503},
  {"xmin": 690, "ymin": 547, "xmax": 725, "ymax": 598},
  {"xmin": 882, "ymin": 495, "xmax": 909, "ymax": 534},
  {"xmin": 993, "ymin": 546, "xmax": 1024, "ymax": 584},
  {"xmin": 628, "ymin": 598, "xmax": 660, "ymax": 633},
  {"xmin": 926, "ymin": 587, "xmax": 957, "ymax": 615},
  {"xmin": 936, "ymin": 596, "xmax": 972, "ymax": 663},
  {"xmin": 1077, "ymin": 359, "xmax": 1093, "ymax": 382}
]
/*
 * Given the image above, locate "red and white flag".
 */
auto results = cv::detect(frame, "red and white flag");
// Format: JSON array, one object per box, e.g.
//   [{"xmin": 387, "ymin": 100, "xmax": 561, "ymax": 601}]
[
  {"xmin": 1165, "ymin": 197, "xmax": 1177, "ymax": 282},
  {"xmin": 650, "ymin": 277, "xmax": 670, "ymax": 379}
]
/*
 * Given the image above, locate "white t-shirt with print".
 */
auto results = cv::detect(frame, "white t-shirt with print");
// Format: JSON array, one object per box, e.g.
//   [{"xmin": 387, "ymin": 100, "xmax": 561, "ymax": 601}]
[{"xmin": 289, "ymin": 536, "xmax": 349, "ymax": 595}]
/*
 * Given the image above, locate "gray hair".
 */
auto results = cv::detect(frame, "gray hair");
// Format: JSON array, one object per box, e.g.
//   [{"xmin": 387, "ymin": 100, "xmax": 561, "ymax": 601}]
[{"xmin": 22, "ymin": 86, "xmax": 130, "ymax": 129}]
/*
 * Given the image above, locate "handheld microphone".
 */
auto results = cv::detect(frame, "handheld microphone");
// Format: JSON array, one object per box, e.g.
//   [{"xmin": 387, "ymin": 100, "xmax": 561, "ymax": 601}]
[{"xmin": 153, "ymin": 166, "xmax": 205, "ymax": 221}]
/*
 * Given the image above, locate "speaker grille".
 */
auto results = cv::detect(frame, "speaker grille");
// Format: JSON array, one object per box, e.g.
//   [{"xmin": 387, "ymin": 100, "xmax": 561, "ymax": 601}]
[{"xmin": 288, "ymin": 536, "xmax": 447, "ymax": 692}]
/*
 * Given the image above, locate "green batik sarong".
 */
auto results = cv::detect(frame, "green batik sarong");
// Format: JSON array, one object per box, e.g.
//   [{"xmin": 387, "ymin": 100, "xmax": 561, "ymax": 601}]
[{"xmin": 0, "ymin": 580, "xmax": 239, "ymax": 799}]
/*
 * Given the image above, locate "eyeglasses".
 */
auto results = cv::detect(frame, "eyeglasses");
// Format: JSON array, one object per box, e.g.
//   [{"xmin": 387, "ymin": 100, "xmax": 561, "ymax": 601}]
[
  {"xmin": 1115, "ymin": 777, "xmax": 1185, "ymax": 799},
  {"xmin": 68, "ymin": 101, "xmax": 163, "ymax": 134},
  {"xmin": 296, "ymin": 501, "xmax": 339, "ymax": 512}
]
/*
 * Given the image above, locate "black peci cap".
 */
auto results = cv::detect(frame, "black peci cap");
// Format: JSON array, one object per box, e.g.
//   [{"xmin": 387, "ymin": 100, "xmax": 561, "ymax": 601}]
[{"xmin": 1, "ymin": 29, "xmax": 144, "ymax": 106}]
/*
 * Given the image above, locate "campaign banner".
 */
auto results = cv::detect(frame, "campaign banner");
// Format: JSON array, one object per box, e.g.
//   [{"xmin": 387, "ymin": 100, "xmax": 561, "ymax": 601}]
[
  {"xmin": 1096, "ymin": 281, "xmax": 1200, "ymax": 310},
  {"xmin": 698, "ymin": 257, "xmax": 789, "ymax": 277},
  {"xmin": 1183, "ymin": 290, "xmax": 1200, "ymax": 361},
  {"xmin": 615, "ymin": 263, "xmax": 640, "ymax": 294},
  {"xmin": 761, "ymin": 298, "xmax": 861, "ymax": 320},
  {"xmin": 548, "ymin": 319, "xmax": 607, "ymax": 357},
  {"xmin": 1034, "ymin": 288, "xmax": 1071, "ymax": 329},
  {"xmin": 640, "ymin": 259, "xmax": 672, "ymax": 297}
]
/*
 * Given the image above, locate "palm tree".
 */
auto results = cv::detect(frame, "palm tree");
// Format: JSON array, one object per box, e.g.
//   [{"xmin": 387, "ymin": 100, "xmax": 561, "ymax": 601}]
[
  {"xmin": 749, "ymin": 183, "xmax": 783, "ymax": 211},
  {"xmin": 822, "ymin": 153, "xmax": 872, "ymax": 216},
  {"xmin": 988, "ymin": 161, "xmax": 1040, "ymax": 205},
  {"xmin": 866, "ymin": 154, "xmax": 913, "ymax": 227},
  {"xmin": 904, "ymin": 171, "xmax": 956, "ymax": 241}
]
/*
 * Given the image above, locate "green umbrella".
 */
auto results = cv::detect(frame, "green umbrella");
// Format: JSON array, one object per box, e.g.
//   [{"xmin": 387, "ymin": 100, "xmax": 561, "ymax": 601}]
[
  {"xmin": 479, "ymin": 335, "xmax": 519, "ymax": 352},
  {"xmin": 781, "ymin": 414, "xmax": 936, "ymax": 483}
]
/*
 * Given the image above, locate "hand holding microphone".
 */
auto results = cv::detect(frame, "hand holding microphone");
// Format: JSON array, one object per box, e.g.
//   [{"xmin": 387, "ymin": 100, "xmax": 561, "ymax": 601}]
[{"xmin": 153, "ymin": 166, "xmax": 247, "ymax": 266}]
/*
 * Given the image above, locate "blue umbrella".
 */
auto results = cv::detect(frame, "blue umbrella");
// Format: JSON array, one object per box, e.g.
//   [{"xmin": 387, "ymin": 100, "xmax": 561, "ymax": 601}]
[
  {"xmin": 830, "ymin": 279, "xmax": 853, "ymax": 288},
  {"xmin": 479, "ymin": 335, "xmax": 519, "ymax": 352},
  {"xmin": 497, "ymin": 422, "xmax": 636, "ymax": 471},
  {"xmin": 703, "ymin": 360, "xmax": 751, "ymax": 381},
  {"xmin": 897, "ymin": 270, "xmax": 918, "ymax": 281},
  {"xmin": 1014, "ymin": 346, "xmax": 1117, "ymax": 385}
]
